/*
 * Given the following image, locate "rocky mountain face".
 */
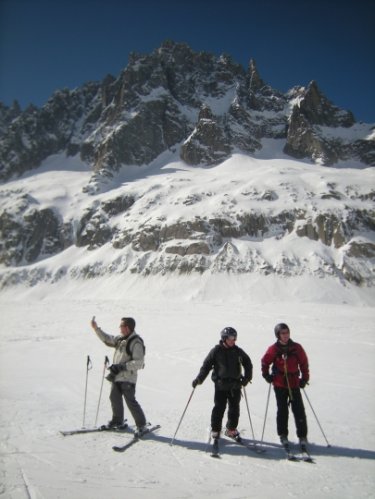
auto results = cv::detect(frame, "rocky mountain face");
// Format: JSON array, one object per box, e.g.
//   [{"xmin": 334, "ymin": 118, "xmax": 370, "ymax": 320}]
[
  {"xmin": 0, "ymin": 41, "xmax": 374, "ymax": 289},
  {"xmin": 1, "ymin": 40, "xmax": 374, "ymax": 183}
]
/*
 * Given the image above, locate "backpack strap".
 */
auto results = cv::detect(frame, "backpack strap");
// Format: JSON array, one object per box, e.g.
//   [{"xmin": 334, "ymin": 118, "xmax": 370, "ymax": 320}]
[{"xmin": 126, "ymin": 334, "xmax": 145, "ymax": 358}]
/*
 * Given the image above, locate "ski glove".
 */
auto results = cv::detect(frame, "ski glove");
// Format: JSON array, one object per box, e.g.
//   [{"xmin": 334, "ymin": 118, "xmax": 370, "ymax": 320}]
[
  {"xmin": 299, "ymin": 379, "xmax": 307, "ymax": 389},
  {"xmin": 192, "ymin": 378, "xmax": 202, "ymax": 388},
  {"xmin": 264, "ymin": 374, "xmax": 273, "ymax": 384},
  {"xmin": 109, "ymin": 364, "xmax": 124, "ymax": 375},
  {"xmin": 241, "ymin": 376, "xmax": 250, "ymax": 387}
]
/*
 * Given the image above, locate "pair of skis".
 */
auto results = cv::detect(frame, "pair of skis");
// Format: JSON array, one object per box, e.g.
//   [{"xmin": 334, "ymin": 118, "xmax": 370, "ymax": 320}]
[
  {"xmin": 210, "ymin": 435, "xmax": 314, "ymax": 463},
  {"xmin": 60, "ymin": 421, "xmax": 130, "ymax": 436},
  {"xmin": 210, "ymin": 434, "xmax": 265, "ymax": 459},
  {"xmin": 282, "ymin": 442, "xmax": 315, "ymax": 463},
  {"xmin": 112, "ymin": 424, "xmax": 161, "ymax": 452},
  {"xmin": 60, "ymin": 422, "xmax": 161, "ymax": 453}
]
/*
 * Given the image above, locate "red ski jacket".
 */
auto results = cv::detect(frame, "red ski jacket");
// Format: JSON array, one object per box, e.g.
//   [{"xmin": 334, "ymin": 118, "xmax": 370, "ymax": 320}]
[{"xmin": 261, "ymin": 340, "xmax": 309, "ymax": 389}]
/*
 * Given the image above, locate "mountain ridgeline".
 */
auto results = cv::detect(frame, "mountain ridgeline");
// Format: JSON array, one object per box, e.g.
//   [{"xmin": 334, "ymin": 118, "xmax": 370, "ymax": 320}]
[
  {"xmin": 0, "ymin": 41, "xmax": 374, "ymax": 289},
  {"xmin": 1, "ymin": 40, "xmax": 374, "ymax": 181}
]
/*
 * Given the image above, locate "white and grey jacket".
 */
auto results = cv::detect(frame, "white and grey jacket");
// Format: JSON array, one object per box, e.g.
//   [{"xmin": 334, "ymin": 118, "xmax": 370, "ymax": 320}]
[{"xmin": 94, "ymin": 327, "xmax": 145, "ymax": 384}]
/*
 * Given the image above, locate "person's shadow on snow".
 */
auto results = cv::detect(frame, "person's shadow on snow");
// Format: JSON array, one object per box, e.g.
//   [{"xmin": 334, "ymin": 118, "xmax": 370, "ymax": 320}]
[{"xmin": 146, "ymin": 433, "xmax": 375, "ymax": 462}]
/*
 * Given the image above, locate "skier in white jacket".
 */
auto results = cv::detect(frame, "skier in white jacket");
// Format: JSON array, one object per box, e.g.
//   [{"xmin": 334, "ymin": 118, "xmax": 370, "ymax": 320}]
[{"xmin": 90, "ymin": 316, "xmax": 147, "ymax": 433}]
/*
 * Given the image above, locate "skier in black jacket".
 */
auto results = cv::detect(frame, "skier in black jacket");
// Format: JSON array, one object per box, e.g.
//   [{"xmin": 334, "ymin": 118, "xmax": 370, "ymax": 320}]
[{"xmin": 192, "ymin": 327, "xmax": 253, "ymax": 439}]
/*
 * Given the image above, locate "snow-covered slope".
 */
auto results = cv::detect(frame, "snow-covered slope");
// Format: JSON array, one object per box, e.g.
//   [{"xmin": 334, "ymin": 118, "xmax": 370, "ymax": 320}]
[
  {"xmin": 0, "ymin": 142, "xmax": 374, "ymax": 293},
  {"xmin": 1, "ymin": 149, "xmax": 374, "ymax": 496},
  {"xmin": 0, "ymin": 280, "xmax": 374, "ymax": 498}
]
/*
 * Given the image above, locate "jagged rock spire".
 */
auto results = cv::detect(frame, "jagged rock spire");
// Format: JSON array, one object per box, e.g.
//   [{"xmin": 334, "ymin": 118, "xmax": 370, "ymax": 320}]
[{"xmin": 248, "ymin": 58, "xmax": 265, "ymax": 92}]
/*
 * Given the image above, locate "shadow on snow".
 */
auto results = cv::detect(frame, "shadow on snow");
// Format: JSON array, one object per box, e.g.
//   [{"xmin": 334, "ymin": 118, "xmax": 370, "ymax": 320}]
[{"xmin": 144, "ymin": 433, "xmax": 375, "ymax": 462}]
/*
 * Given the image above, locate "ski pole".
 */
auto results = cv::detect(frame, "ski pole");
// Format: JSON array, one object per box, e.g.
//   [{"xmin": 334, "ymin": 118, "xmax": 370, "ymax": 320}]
[
  {"xmin": 260, "ymin": 382, "xmax": 272, "ymax": 444},
  {"xmin": 82, "ymin": 355, "xmax": 92, "ymax": 428},
  {"xmin": 94, "ymin": 355, "xmax": 109, "ymax": 427},
  {"xmin": 283, "ymin": 354, "xmax": 293, "ymax": 401},
  {"xmin": 170, "ymin": 388, "xmax": 195, "ymax": 446},
  {"xmin": 242, "ymin": 387, "xmax": 256, "ymax": 440},
  {"xmin": 302, "ymin": 388, "xmax": 331, "ymax": 447}
]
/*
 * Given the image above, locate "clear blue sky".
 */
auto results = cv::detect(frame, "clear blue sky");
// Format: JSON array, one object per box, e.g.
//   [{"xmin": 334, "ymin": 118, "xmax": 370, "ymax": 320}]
[{"xmin": 1, "ymin": 0, "xmax": 374, "ymax": 122}]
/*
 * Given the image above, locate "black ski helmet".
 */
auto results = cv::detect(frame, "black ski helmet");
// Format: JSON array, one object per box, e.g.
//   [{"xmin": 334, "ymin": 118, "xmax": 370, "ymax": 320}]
[
  {"xmin": 221, "ymin": 327, "xmax": 237, "ymax": 341},
  {"xmin": 274, "ymin": 323, "xmax": 289, "ymax": 339}
]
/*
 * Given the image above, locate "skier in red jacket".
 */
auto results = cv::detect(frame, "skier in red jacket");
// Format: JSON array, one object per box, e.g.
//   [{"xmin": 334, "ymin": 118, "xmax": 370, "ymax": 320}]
[{"xmin": 261, "ymin": 323, "xmax": 309, "ymax": 448}]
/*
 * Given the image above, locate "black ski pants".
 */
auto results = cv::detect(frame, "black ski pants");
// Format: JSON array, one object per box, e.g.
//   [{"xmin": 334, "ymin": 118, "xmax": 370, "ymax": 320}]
[
  {"xmin": 110, "ymin": 381, "xmax": 146, "ymax": 428},
  {"xmin": 274, "ymin": 386, "xmax": 307, "ymax": 439},
  {"xmin": 211, "ymin": 386, "xmax": 242, "ymax": 432}
]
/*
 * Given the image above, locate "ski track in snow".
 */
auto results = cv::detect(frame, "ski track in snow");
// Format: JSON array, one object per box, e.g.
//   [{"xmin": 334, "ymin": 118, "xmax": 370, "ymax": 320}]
[{"xmin": 0, "ymin": 289, "xmax": 374, "ymax": 498}]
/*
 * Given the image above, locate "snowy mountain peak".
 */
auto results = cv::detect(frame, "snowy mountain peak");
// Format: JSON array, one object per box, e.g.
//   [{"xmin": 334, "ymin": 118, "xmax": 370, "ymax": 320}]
[
  {"xmin": 0, "ymin": 40, "xmax": 374, "ymax": 184},
  {"xmin": 0, "ymin": 42, "xmax": 374, "ymax": 295}
]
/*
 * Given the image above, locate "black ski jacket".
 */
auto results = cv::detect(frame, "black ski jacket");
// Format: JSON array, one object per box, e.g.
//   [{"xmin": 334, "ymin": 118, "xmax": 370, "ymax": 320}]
[{"xmin": 196, "ymin": 341, "xmax": 253, "ymax": 390}]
